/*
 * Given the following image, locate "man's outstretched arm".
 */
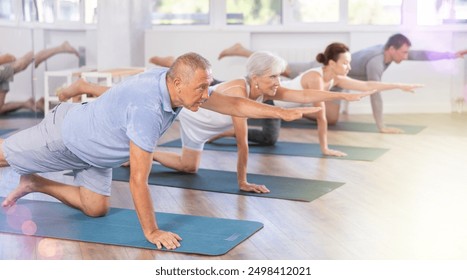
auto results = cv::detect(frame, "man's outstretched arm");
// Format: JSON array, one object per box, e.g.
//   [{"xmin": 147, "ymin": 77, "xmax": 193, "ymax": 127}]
[{"xmin": 202, "ymin": 91, "xmax": 321, "ymax": 121}]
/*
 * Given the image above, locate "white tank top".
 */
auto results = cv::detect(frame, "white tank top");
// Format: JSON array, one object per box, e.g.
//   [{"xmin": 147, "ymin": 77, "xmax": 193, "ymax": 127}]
[
  {"xmin": 178, "ymin": 78, "xmax": 262, "ymax": 146},
  {"xmin": 281, "ymin": 67, "xmax": 334, "ymax": 90}
]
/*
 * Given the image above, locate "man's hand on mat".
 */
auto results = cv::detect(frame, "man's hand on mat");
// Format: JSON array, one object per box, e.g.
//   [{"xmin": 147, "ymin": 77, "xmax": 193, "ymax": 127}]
[
  {"xmin": 240, "ymin": 182, "xmax": 270, "ymax": 193},
  {"xmin": 280, "ymin": 107, "xmax": 321, "ymax": 122},
  {"xmin": 344, "ymin": 90, "xmax": 377, "ymax": 101},
  {"xmin": 148, "ymin": 229, "xmax": 182, "ymax": 250},
  {"xmin": 322, "ymin": 148, "xmax": 347, "ymax": 157},
  {"xmin": 380, "ymin": 126, "xmax": 404, "ymax": 134}
]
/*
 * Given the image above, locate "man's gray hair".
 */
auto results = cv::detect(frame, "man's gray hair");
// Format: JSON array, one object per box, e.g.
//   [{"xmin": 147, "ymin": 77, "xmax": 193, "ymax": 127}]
[{"xmin": 167, "ymin": 52, "xmax": 211, "ymax": 82}]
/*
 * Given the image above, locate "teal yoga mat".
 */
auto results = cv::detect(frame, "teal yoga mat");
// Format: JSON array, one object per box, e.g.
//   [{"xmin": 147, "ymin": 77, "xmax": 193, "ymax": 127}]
[
  {"xmin": 0, "ymin": 197, "xmax": 263, "ymax": 256},
  {"xmin": 0, "ymin": 110, "xmax": 44, "ymax": 119},
  {"xmin": 111, "ymin": 165, "xmax": 344, "ymax": 202},
  {"xmin": 248, "ymin": 119, "xmax": 425, "ymax": 134},
  {"xmin": 161, "ymin": 138, "xmax": 389, "ymax": 161},
  {"xmin": 0, "ymin": 129, "xmax": 16, "ymax": 137}
]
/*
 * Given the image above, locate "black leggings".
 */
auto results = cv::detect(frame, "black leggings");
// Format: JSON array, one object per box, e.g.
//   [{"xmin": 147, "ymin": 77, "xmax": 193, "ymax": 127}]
[{"xmin": 247, "ymin": 100, "xmax": 281, "ymax": 146}]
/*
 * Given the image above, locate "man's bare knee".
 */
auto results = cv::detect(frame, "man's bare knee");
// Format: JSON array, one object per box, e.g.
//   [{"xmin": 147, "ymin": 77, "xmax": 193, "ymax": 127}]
[
  {"xmin": 80, "ymin": 189, "xmax": 110, "ymax": 217},
  {"xmin": 82, "ymin": 201, "xmax": 109, "ymax": 217}
]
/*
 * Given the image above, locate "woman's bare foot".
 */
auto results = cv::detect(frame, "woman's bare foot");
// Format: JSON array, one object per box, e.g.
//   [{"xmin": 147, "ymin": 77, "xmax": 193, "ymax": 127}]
[
  {"xmin": 2, "ymin": 174, "xmax": 38, "ymax": 207},
  {"xmin": 60, "ymin": 41, "xmax": 80, "ymax": 57},
  {"xmin": 56, "ymin": 79, "xmax": 86, "ymax": 102},
  {"xmin": 149, "ymin": 56, "xmax": 175, "ymax": 67},
  {"xmin": 218, "ymin": 43, "xmax": 252, "ymax": 60},
  {"xmin": 35, "ymin": 97, "xmax": 45, "ymax": 112},
  {"xmin": 12, "ymin": 51, "xmax": 34, "ymax": 73},
  {"xmin": 23, "ymin": 97, "xmax": 36, "ymax": 111}
]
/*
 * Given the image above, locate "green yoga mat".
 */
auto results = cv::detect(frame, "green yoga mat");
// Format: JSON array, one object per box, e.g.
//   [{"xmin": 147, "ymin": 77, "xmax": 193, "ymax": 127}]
[
  {"xmin": 248, "ymin": 119, "xmax": 425, "ymax": 134},
  {"xmin": 0, "ymin": 197, "xmax": 263, "ymax": 256},
  {"xmin": 111, "ymin": 165, "xmax": 344, "ymax": 202},
  {"xmin": 0, "ymin": 110, "xmax": 44, "ymax": 119},
  {"xmin": 161, "ymin": 138, "xmax": 388, "ymax": 161},
  {"xmin": 0, "ymin": 129, "xmax": 16, "ymax": 137}
]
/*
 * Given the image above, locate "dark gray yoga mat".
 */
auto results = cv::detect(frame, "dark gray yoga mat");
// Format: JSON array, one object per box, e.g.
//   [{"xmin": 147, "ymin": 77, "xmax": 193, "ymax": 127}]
[
  {"xmin": 161, "ymin": 138, "xmax": 389, "ymax": 161},
  {"xmin": 112, "ymin": 164, "xmax": 344, "ymax": 202},
  {"xmin": 0, "ymin": 197, "xmax": 263, "ymax": 256},
  {"xmin": 248, "ymin": 118, "xmax": 426, "ymax": 134}
]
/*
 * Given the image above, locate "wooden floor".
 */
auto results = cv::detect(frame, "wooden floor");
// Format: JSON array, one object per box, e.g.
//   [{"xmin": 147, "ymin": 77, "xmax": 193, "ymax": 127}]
[{"xmin": 0, "ymin": 111, "xmax": 466, "ymax": 260}]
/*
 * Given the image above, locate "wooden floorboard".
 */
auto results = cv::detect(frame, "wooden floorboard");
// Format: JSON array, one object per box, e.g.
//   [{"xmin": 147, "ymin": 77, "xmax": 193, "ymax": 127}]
[{"xmin": 1, "ymin": 112, "xmax": 466, "ymax": 260}]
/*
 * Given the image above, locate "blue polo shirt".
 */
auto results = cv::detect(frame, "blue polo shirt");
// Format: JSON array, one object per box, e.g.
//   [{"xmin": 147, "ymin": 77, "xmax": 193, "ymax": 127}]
[{"xmin": 62, "ymin": 67, "xmax": 180, "ymax": 168}]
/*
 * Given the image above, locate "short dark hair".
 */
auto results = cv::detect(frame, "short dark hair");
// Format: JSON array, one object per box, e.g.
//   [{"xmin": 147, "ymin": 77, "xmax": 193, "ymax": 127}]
[{"xmin": 385, "ymin": 33, "xmax": 412, "ymax": 50}]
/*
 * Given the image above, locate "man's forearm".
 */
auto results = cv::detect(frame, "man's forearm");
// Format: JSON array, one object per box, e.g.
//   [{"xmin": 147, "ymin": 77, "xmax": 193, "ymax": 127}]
[{"xmin": 129, "ymin": 180, "xmax": 159, "ymax": 236}]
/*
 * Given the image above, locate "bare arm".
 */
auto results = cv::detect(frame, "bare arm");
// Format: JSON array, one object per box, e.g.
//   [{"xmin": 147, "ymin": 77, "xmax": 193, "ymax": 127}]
[
  {"xmin": 335, "ymin": 76, "xmax": 423, "ymax": 93},
  {"xmin": 232, "ymin": 116, "xmax": 269, "ymax": 193},
  {"xmin": 301, "ymin": 73, "xmax": 347, "ymax": 157},
  {"xmin": 272, "ymin": 86, "xmax": 375, "ymax": 103},
  {"xmin": 201, "ymin": 91, "xmax": 321, "ymax": 121},
  {"xmin": 456, "ymin": 49, "xmax": 467, "ymax": 57},
  {"xmin": 129, "ymin": 141, "xmax": 182, "ymax": 250}
]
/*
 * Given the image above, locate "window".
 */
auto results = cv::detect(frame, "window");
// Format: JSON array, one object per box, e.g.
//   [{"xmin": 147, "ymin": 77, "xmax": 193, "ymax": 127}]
[
  {"xmin": 418, "ymin": 0, "xmax": 467, "ymax": 25},
  {"xmin": 151, "ymin": 0, "xmax": 210, "ymax": 25},
  {"xmin": 84, "ymin": 0, "xmax": 97, "ymax": 24},
  {"xmin": 225, "ymin": 0, "xmax": 281, "ymax": 25},
  {"xmin": 348, "ymin": 0, "xmax": 402, "ymax": 25},
  {"xmin": 23, "ymin": 0, "xmax": 81, "ymax": 23},
  {"xmin": 22, "ymin": 0, "xmax": 98, "ymax": 24},
  {"xmin": 0, "ymin": 0, "xmax": 14, "ymax": 20},
  {"xmin": 288, "ymin": 0, "xmax": 339, "ymax": 23}
]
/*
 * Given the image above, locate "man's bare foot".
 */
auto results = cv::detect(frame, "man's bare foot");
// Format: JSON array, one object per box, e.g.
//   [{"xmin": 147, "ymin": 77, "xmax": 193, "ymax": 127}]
[
  {"xmin": 60, "ymin": 41, "xmax": 80, "ymax": 57},
  {"xmin": 12, "ymin": 51, "xmax": 34, "ymax": 73},
  {"xmin": 218, "ymin": 43, "xmax": 252, "ymax": 60},
  {"xmin": 149, "ymin": 56, "xmax": 175, "ymax": 67},
  {"xmin": 2, "ymin": 174, "xmax": 38, "ymax": 207}
]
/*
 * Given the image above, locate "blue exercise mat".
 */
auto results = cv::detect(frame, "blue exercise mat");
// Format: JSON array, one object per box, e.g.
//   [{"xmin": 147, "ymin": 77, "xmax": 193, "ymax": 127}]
[
  {"xmin": 161, "ymin": 138, "xmax": 389, "ymax": 161},
  {"xmin": 111, "ymin": 165, "xmax": 344, "ymax": 202},
  {"xmin": 248, "ymin": 119, "xmax": 426, "ymax": 134},
  {"xmin": 0, "ymin": 197, "xmax": 263, "ymax": 256},
  {"xmin": 0, "ymin": 129, "xmax": 16, "ymax": 137}
]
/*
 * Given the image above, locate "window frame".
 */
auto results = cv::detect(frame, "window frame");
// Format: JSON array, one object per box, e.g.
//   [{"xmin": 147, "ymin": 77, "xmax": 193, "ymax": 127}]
[{"xmin": 0, "ymin": 0, "xmax": 465, "ymax": 32}]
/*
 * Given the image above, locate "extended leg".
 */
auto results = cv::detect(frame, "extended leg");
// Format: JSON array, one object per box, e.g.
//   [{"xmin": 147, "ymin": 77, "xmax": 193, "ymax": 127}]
[
  {"xmin": 218, "ymin": 43, "xmax": 253, "ymax": 60},
  {"xmin": 57, "ymin": 78, "xmax": 110, "ymax": 102},
  {"xmin": 149, "ymin": 56, "xmax": 175, "ymax": 67},
  {"xmin": 34, "ymin": 41, "xmax": 79, "ymax": 68}
]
